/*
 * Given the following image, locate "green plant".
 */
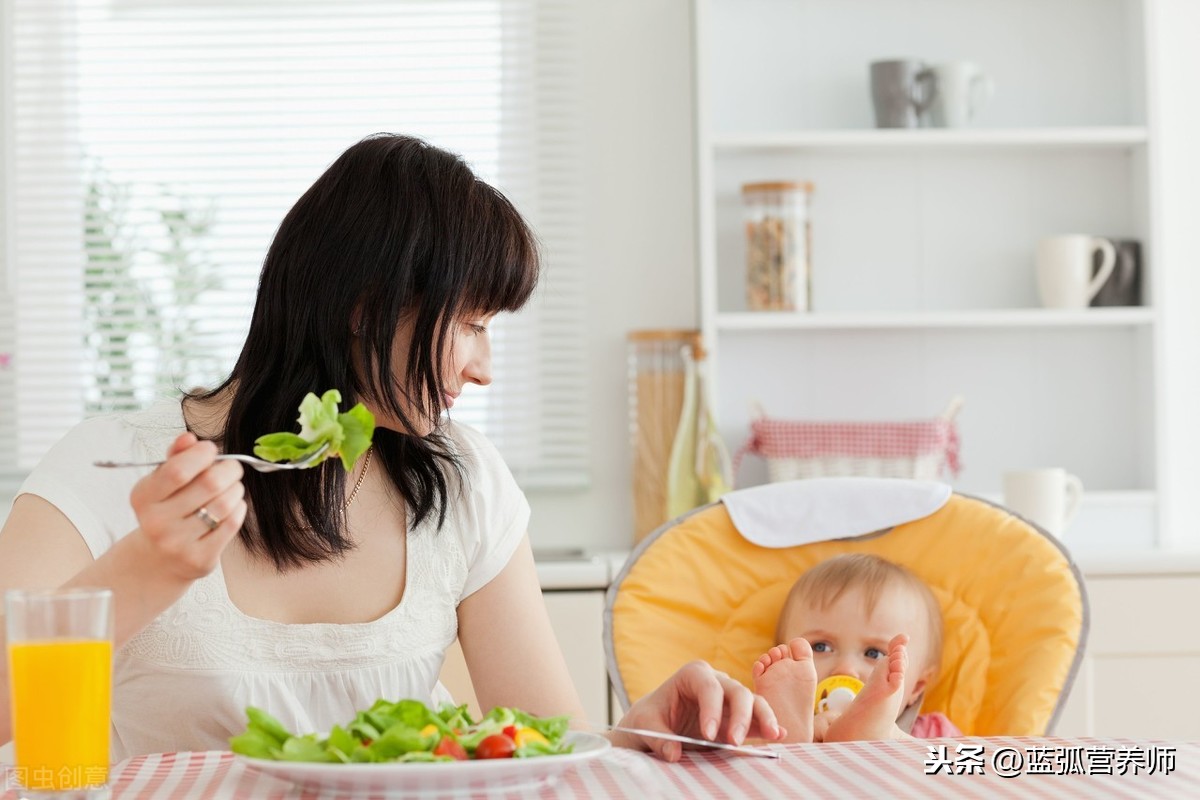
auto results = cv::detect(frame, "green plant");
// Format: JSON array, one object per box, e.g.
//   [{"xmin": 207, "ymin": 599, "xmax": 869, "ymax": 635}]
[{"xmin": 82, "ymin": 169, "xmax": 222, "ymax": 413}]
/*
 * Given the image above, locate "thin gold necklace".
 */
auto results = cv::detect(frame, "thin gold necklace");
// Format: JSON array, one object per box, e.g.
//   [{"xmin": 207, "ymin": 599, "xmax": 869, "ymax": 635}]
[{"xmin": 342, "ymin": 446, "xmax": 373, "ymax": 511}]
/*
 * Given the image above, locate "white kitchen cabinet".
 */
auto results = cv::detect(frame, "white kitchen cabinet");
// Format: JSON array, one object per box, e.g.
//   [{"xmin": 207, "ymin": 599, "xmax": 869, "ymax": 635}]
[
  {"xmin": 438, "ymin": 589, "xmax": 612, "ymax": 726},
  {"xmin": 693, "ymin": 0, "xmax": 1200, "ymax": 552},
  {"xmin": 1055, "ymin": 564, "xmax": 1200, "ymax": 739}
]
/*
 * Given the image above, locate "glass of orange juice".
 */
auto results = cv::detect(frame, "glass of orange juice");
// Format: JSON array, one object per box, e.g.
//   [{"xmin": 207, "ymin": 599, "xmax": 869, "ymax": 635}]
[{"xmin": 6, "ymin": 587, "xmax": 113, "ymax": 799}]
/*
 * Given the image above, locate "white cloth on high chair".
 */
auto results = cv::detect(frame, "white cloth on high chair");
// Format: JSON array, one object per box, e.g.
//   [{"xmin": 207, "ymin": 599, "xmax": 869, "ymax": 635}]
[{"xmin": 720, "ymin": 477, "xmax": 952, "ymax": 548}]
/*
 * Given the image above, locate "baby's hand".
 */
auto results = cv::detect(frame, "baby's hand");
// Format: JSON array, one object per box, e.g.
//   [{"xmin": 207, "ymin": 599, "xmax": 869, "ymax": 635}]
[{"xmin": 813, "ymin": 709, "xmax": 841, "ymax": 743}]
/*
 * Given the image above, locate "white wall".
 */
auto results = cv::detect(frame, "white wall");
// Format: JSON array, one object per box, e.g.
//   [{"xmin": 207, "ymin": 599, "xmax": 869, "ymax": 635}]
[{"xmin": 526, "ymin": 0, "xmax": 697, "ymax": 553}]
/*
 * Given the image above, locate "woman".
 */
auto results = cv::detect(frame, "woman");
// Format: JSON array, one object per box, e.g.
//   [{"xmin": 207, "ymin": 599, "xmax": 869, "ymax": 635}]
[{"xmin": 0, "ymin": 134, "xmax": 781, "ymax": 761}]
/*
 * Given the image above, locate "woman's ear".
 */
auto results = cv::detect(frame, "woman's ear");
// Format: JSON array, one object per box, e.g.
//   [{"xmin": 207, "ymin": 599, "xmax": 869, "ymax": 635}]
[{"xmin": 350, "ymin": 306, "xmax": 365, "ymax": 337}]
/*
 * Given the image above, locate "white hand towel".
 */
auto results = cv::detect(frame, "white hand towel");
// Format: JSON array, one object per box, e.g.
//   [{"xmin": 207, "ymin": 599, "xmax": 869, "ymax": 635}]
[{"xmin": 721, "ymin": 477, "xmax": 952, "ymax": 549}]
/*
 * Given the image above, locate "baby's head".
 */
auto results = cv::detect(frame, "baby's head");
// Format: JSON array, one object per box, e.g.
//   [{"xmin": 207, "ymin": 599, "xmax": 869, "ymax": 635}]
[{"xmin": 776, "ymin": 553, "xmax": 943, "ymax": 709}]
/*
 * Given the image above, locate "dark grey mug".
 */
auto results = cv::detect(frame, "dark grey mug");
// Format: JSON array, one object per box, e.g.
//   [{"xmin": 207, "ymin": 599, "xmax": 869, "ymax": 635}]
[
  {"xmin": 870, "ymin": 60, "xmax": 935, "ymax": 128},
  {"xmin": 1090, "ymin": 239, "xmax": 1142, "ymax": 306}
]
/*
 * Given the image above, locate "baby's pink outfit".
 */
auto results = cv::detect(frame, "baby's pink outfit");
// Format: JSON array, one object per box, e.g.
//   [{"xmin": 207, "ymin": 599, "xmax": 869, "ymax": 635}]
[{"xmin": 910, "ymin": 712, "xmax": 963, "ymax": 738}]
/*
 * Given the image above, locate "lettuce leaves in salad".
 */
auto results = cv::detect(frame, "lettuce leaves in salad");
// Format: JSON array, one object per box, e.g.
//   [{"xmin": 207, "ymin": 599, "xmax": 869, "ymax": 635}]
[
  {"xmin": 253, "ymin": 389, "xmax": 375, "ymax": 472},
  {"xmin": 229, "ymin": 699, "xmax": 573, "ymax": 764}
]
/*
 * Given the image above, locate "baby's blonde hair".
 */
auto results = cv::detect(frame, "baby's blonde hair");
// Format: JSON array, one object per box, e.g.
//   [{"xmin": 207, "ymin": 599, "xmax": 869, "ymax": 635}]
[{"xmin": 776, "ymin": 553, "xmax": 944, "ymax": 675}]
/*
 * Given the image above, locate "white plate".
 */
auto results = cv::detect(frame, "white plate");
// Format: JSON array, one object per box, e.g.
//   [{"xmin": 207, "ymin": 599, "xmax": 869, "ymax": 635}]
[{"xmin": 236, "ymin": 731, "xmax": 610, "ymax": 797}]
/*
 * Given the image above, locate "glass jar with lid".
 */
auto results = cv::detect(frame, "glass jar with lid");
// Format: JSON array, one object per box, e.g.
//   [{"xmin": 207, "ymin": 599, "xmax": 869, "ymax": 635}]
[{"xmin": 741, "ymin": 181, "xmax": 813, "ymax": 311}]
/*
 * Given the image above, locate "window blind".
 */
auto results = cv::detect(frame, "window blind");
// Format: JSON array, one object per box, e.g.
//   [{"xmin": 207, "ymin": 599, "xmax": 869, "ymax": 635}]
[{"xmin": 1, "ymin": 0, "xmax": 587, "ymax": 492}]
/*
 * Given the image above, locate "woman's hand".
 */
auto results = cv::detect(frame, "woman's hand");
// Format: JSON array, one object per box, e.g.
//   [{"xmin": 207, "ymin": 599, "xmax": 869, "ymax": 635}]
[
  {"xmin": 613, "ymin": 660, "xmax": 786, "ymax": 761},
  {"xmin": 128, "ymin": 433, "xmax": 247, "ymax": 583}
]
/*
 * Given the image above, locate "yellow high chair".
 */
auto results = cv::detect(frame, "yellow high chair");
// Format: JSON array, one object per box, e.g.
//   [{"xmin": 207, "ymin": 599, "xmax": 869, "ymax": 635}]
[{"xmin": 604, "ymin": 483, "xmax": 1089, "ymax": 736}]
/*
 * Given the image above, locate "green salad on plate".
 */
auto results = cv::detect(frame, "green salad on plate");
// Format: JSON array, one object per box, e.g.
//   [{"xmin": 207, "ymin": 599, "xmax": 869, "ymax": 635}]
[{"xmin": 230, "ymin": 699, "xmax": 573, "ymax": 764}]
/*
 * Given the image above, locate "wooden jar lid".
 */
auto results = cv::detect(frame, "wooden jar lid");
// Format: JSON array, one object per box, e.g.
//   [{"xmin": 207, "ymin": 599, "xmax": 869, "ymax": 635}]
[
  {"xmin": 627, "ymin": 329, "xmax": 701, "ymax": 343},
  {"xmin": 741, "ymin": 181, "xmax": 815, "ymax": 194}
]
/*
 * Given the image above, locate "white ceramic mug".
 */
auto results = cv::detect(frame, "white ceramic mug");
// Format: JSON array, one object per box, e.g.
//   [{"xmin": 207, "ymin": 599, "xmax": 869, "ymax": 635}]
[
  {"xmin": 928, "ymin": 61, "xmax": 994, "ymax": 127},
  {"xmin": 1035, "ymin": 235, "xmax": 1117, "ymax": 309},
  {"xmin": 1003, "ymin": 468, "xmax": 1084, "ymax": 537}
]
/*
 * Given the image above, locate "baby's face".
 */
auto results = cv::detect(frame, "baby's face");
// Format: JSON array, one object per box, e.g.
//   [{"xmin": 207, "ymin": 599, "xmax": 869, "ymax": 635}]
[{"xmin": 779, "ymin": 582, "xmax": 931, "ymax": 707}]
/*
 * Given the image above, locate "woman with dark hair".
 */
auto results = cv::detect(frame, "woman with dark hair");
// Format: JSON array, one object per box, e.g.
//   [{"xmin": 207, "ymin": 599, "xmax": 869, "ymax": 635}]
[{"xmin": 0, "ymin": 134, "xmax": 782, "ymax": 761}]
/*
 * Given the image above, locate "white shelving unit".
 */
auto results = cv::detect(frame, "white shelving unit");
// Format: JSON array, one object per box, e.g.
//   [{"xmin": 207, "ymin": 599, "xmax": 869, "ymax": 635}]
[
  {"xmin": 693, "ymin": 0, "xmax": 1200, "ymax": 552},
  {"xmin": 717, "ymin": 308, "xmax": 1156, "ymax": 331},
  {"xmin": 712, "ymin": 127, "xmax": 1149, "ymax": 152}
]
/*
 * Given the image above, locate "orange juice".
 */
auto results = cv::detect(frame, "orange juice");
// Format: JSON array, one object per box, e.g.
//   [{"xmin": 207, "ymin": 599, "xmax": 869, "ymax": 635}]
[{"xmin": 8, "ymin": 639, "xmax": 112, "ymax": 790}]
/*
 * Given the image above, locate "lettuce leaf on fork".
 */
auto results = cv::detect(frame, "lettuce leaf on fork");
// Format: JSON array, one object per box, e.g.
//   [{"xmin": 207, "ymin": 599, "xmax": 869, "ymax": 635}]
[{"xmin": 253, "ymin": 389, "xmax": 375, "ymax": 471}]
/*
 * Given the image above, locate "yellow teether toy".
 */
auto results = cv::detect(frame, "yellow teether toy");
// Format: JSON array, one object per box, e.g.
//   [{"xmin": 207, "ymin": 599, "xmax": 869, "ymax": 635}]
[{"xmin": 814, "ymin": 675, "xmax": 863, "ymax": 714}]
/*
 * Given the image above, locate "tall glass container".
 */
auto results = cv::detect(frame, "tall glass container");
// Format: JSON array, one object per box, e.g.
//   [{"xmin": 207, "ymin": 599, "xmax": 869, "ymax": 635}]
[
  {"xmin": 666, "ymin": 337, "xmax": 733, "ymax": 519},
  {"xmin": 6, "ymin": 587, "xmax": 114, "ymax": 798},
  {"xmin": 742, "ymin": 181, "xmax": 813, "ymax": 311},
  {"xmin": 627, "ymin": 330, "xmax": 696, "ymax": 543}
]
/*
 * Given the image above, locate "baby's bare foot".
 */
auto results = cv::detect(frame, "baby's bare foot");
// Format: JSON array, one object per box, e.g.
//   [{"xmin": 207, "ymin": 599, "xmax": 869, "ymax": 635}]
[
  {"xmin": 751, "ymin": 637, "xmax": 817, "ymax": 743},
  {"xmin": 824, "ymin": 634, "xmax": 909, "ymax": 742}
]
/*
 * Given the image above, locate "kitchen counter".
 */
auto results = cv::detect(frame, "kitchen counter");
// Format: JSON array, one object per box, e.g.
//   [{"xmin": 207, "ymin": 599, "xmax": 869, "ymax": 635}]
[
  {"xmin": 533, "ymin": 545, "xmax": 1200, "ymax": 591},
  {"xmin": 533, "ymin": 550, "xmax": 608, "ymax": 590},
  {"xmin": 532, "ymin": 548, "xmax": 627, "ymax": 590},
  {"xmin": 1073, "ymin": 549, "xmax": 1200, "ymax": 576}
]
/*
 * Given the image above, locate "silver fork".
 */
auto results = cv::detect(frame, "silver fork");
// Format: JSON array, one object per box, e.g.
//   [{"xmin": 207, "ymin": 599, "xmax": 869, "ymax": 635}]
[
  {"xmin": 93, "ymin": 442, "xmax": 331, "ymax": 473},
  {"xmin": 586, "ymin": 723, "xmax": 780, "ymax": 758}
]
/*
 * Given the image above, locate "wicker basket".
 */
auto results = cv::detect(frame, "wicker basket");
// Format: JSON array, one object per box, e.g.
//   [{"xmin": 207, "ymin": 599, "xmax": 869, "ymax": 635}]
[{"xmin": 734, "ymin": 397, "xmax": 963, "ymax": 483}]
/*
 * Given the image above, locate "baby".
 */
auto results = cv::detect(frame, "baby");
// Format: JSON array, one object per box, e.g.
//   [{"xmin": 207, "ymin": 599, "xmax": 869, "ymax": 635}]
[{"xmin": 752, "ymin": 553, "xmax": 962, "ymax": 742}]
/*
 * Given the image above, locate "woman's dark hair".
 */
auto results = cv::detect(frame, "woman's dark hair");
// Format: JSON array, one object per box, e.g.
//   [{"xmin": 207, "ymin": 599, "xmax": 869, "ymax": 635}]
[{"xmin": 188, "ymin": 134, "xmax": 539, "ymax": 569}]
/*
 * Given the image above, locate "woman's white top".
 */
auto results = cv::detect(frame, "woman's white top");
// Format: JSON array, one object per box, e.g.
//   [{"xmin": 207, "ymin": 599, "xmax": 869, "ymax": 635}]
[{"xmin": 15, "ymin": 400, "xmax": 530, "ymax": 759}]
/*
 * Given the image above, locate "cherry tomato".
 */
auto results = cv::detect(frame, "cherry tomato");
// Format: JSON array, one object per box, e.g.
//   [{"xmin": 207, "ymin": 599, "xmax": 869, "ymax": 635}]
[
  {"xmin": 502, "ymin": 725, "xmax": 518, "ymax": 740},
  {"xmin": 474, "ymin": 734, "xmax": 516, "ymax": 759},
  {"xmin": 433, "ymin": 736, "xmax": 468, "ymax": 761}
]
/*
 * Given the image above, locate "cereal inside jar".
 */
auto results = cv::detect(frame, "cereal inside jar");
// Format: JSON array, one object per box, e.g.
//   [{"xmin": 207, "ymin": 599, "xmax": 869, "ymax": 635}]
[{"xmin": 741, "ymin": 181, "xmax": 813, "ymax": 311}]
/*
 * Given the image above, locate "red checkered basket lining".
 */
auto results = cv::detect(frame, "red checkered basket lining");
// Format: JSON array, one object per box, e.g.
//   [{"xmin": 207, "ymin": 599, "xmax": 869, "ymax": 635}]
[{"xmin": 734, "ymin": 415, "xmax": 961, "ymax": 484}]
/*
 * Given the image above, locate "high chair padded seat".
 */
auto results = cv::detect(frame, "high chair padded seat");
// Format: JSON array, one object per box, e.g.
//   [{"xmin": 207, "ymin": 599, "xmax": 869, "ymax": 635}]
[{"xmin": 605, "ymin": 492, "xmax": 1088, "ymax": 736}]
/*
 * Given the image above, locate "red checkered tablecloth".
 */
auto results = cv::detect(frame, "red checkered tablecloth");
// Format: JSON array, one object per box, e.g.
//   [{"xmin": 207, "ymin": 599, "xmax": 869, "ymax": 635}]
[{"xmin": 4, "ymin": 738, "xmax": 1197, "ymax": 799}]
